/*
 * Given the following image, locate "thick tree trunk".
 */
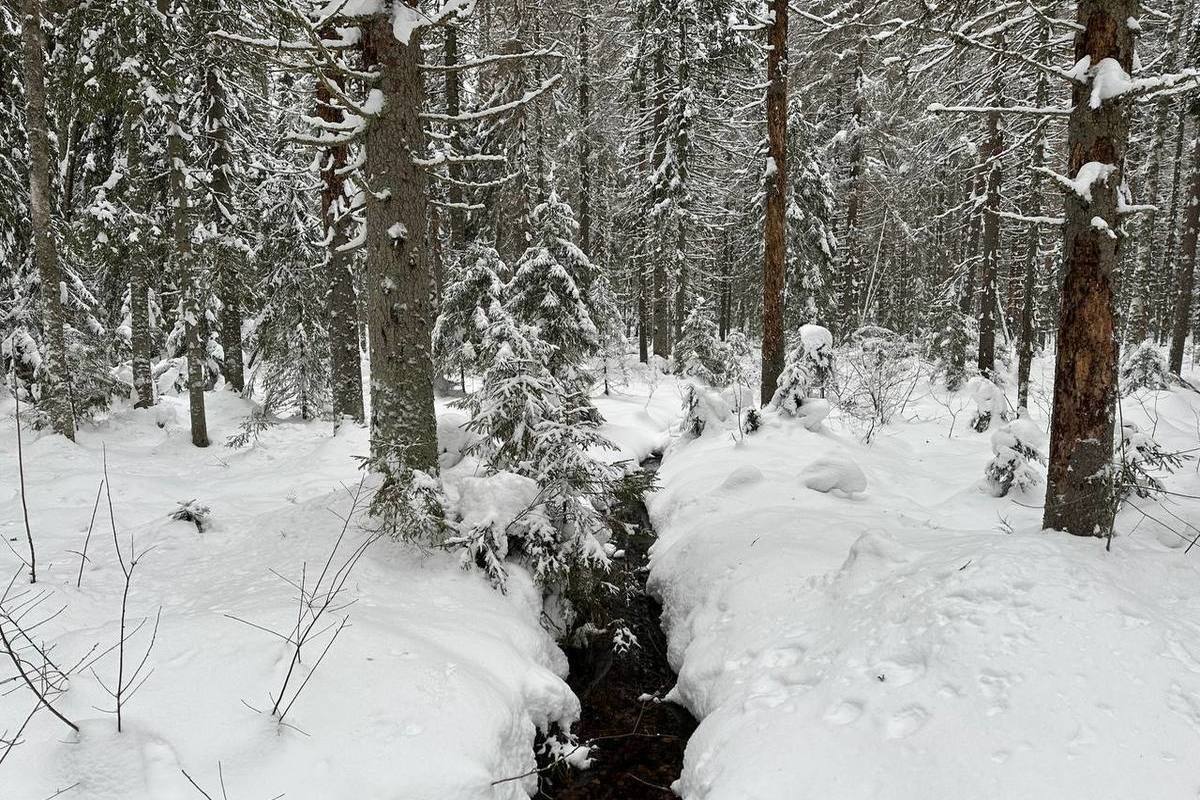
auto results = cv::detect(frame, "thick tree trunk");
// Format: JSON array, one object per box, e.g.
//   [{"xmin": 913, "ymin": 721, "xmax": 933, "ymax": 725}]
[
  {"xmin": 1168, "ymin": 110, "xmax": 1200, "ymax": 374},
  {"xmin": 318, "ymin": 76, "xmax": 365, "ymax": 426},
  {"xmin": 22, "ymin": 0, "xmax": 75, "ymax": 440},
  {"xmin": 205, "ymin": 63, "xmax": 244, "ymax": 394},
  {"xmin": 1043, "ymin": 0, "xmax": 1135, "ymax": 538},
  {"xmin": 760, "ymin": 0, "xmax": 788, "ymax": 405},
  {"xmin": 362, "ymin": 12, "xmax": 439, "ymax": 475},
  {"xmin": 170, "ymin": 104, "xmax": 209, "ymax": 448}
]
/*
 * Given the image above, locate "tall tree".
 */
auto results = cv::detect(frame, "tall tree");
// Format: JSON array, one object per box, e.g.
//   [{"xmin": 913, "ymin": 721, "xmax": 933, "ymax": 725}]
[
  {"xmin": 1043, "ymin": 0, "xmax": 1136, "ymax": 538},
  {"xmin": 1168, "ymin": 104, "xmax": 1200, "ymax": 374},
  {"xmin": 22, "ymin": 0, "xmax": 75, "ymax": 440},
  {"xmin": 760, "ymin": 0, "xmax": 787, "ymax": 404},
  {"xmin": 361, "ymin": 6, "xmax": 439, "ymax": 475}
]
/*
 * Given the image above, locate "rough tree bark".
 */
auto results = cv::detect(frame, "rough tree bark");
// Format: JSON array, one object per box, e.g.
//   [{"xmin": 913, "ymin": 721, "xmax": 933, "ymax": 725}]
[
  {"xmin": 1168, "ymin": 105, "xmax": 1199, "ymax": 374},
  {"xmin": 976, "ymin": 50, "xmax": 1004, "ymax": 381},
  {"xmin": 760, "ymin": 0, "xmax": 788, "ymax": 405},
  {"xmin": 651, "ymin": 42, "xmax": 671, "ymax": 360},
  {"xmin": 22, "ymin": 0, "xmax": 76, "ymax": 440},
  {"xmin": 124, "ymin": 89, "xmax": 155, "ymax": 409},
  {"xmin": 169, "ymin": 100, "xmax": 209, "ymax": 448},
  {"xmin": 205, "ymin": 61, "xmax": 244, "ymax": 394},
  {"xmin": 362, "ymin": 10, "xmax": 439, "ymax": 475},
  {"xmin": 577, "ymin": 4, "xmax": 592, "ymax": 256},
  {"xmin": 317, "ymin": 72, "xmax": 364, "ymax": 426},
  {"xmin": 444, "ymin": 23, "xmax": 466, "ymax": 248},
  {"xmin": 1043, "ymin": 0, "xmax": 1135, "ymax": 537}
]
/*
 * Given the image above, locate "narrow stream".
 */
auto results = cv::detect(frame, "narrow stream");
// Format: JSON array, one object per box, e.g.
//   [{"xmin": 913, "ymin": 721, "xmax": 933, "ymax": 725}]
[{"xmin": 539, "ymin": 454, "xmax": 697, "ymax": 799}]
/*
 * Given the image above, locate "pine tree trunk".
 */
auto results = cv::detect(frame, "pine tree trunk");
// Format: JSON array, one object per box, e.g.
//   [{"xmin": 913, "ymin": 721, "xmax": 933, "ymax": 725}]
[
  {"xmin": 760, "ymin": 0, "xmax": 788, "ymax": 405},
  {"xmin": 124, "ymin": 94, "xmax": 155, "ymax": 409},
  {"xmin": 1158, "ymin": 105, "xmax": 1188, "ymax": 340},
  {"xmin": 1017, "ymin": 57, "xmax": 1051, "ymax": 410},
  {"xmin": 977, "ymin": 85, "xmax": 1003, "ymax": 380},
  {"xmin": 444, "ymin": 23, "xmax": 465, "ymax": 248},
  {"xmin": 22, "ymin": 0, "xmax": 75, "ymax": 440},
  {"xmin": 839, "ymin": 49, "xmax": 866, "ymax": 339},
  {"xmin": 577, "ymin": 6, "xmax": 592, "ymax": 256},
  {"xmin": 205, "ymin": 64, "xmax": 244, "ymax": 394},
  {"xmin": 170, "ymin": 102, "xmax": 209, "ymax": 448},
  {"xmin": 317, "ymin": 74, "xmax": 365, "ymax": 427},
  {"xmin": 1043, "ymin": 0, "xmax": 1134, "ymax": 538},
  {"xmin": 1168, "ymin": 109, "xmax": 1199, "ymax": 374},
  {"xmin": 634, "ymin": 74, "xmax": 649, "ymax": 363},
  {"xmin": 651, "ymin": 44, "xmax": 670, "ymax": 360},
  {"xmin": 362, "ymin": 11, "xmax": 439, "ymax": 474}
]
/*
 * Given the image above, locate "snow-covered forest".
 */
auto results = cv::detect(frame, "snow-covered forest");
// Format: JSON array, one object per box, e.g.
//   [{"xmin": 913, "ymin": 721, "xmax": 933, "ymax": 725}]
[{"xmin": 2, "ymin": 0, "xmax": 1200, "ymax": 797}]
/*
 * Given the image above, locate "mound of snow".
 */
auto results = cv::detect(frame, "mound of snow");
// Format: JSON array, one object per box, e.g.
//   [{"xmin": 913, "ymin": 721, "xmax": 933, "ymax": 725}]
[
  {"xmin": 719, "ymin": 465, "xmax": 764, "ymax": 491},
  {"xmin": 797, "ymin": 398, "xmax": 831, "ymax": 431},
  {"xmin": 802, "ymin": 455, "xmax": 867, "ymax": 495}
]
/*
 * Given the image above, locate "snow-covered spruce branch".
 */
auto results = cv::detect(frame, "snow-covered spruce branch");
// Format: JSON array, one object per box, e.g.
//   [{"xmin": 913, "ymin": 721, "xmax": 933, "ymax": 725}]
[
  {"xmin": 927, "ymin": 103, "xmax": 1072, "ymax": 117},
  {"xmin": 419, "ymin": 47, "xmax": 563, "ymax": 72},
  {"xmin": 421, "ymin": 75, "xmax": 563, "ymax": 124}
]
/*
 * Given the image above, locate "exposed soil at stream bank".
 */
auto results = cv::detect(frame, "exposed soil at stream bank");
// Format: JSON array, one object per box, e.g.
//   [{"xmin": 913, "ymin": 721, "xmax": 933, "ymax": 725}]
[{"xmin": 539, "ymin": 456, "xmax": 696, "ymax": 799}]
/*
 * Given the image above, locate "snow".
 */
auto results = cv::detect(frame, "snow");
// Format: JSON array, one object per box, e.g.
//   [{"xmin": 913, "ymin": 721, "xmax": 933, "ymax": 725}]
[
  {"xmin": 0, "ymin": 392, "xmax": 576, "ymax": 799},
  {"xmin": 801, "ymin": 454, "xmax": 868, "ymax": 495},
  {"xmin": 640, "ymin": 357, "xmax": 1200, "ymax": 800},
  {"xmin": 10, "ymin": 354, "xmax": 1200, "ymax": 800}
]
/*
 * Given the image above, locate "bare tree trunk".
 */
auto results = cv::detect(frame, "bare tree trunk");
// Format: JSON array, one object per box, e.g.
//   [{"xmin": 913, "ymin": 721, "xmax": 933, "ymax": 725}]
[
  {"xmin": 205, "ymin": 63, "xmax": 244, "ymax": 394},
  {"xmin": 1168, "ymin": 109, "xmax": 1200, "ymax": 374},
  {"xmin": 170, "ymin": 100, "xmax": 209, "ymax": 448},
  {"xmin": 761, "ymin": 0, "xmax": 788, "ymax": 405},
  {"xmin": 362, "ymin": 11, "xmax": 439, "ymax": 474},
  {"xmin": 1043, "ymin": 0, "xmax": 1135, "ymax": 538},
  {"xmin": 1158, "ymin": 105, "xmax": 1188, "ymax": 340},
  {"xmin": 22, "ymin": 0, "xmax": 75, "ymax": 440}
]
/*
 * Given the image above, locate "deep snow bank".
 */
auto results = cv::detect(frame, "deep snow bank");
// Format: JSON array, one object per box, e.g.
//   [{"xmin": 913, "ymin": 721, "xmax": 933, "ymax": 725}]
[
  {"xmin": 0, "ymin": 392, "xmax": 576, "ymax": 800},
  {"xmin": 647, "ymin": 381, "xmax": 1200, "ymax": 799}
]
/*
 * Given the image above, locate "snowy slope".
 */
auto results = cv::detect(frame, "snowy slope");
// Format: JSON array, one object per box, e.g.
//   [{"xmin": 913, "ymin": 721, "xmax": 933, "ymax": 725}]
[
  {"xmin": 0, "ymin": 393, "xmax": 578, "ymax": 800},
  {"xmin": 646, "ymin": 365, "xmax": 1200, "ymax": 800}
]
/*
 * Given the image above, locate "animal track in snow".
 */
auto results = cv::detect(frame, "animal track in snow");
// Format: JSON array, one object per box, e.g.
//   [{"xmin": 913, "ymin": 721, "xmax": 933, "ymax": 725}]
[
  {"xmin": 824, "ymin": 699, "xmax": 865, "ymax": 726},
  {"xmin": 885, "ymin": 705, "xmax": 930, "ymax": 739}
]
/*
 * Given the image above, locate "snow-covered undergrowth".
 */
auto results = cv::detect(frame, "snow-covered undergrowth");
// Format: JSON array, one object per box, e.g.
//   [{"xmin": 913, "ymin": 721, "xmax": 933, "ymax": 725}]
[
  {"xmin": 647, "ymin": 357, "xmax": 1200, "ymax": 799},
  {"xmin": 0, "ymin": 392, "xmax": 598, "ymax": 800}
]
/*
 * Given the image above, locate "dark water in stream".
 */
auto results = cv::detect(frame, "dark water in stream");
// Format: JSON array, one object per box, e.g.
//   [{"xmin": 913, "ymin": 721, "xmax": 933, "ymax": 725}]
[{"xmin": 539, "ymin": 455, "xmax": 697, "ymax": 799}]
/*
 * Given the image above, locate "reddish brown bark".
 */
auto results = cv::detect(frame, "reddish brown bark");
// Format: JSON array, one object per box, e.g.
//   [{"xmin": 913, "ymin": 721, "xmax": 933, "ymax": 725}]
[
  {"xmin": 760, "ymin": 0, "xmax": 788, "ymax": 405},
  {"xmin": 1043, "ymin": 0, "xmax": 1135, "ymax": 537}
]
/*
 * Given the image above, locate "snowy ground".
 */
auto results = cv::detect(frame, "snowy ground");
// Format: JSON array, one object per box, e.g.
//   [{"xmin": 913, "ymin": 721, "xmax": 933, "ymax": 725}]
[
  {"xmin": 6, "ymin": 355, "xmax": 1200, "ymax": 800},
  {"xmin": 646, "ymin": 357, "xmax": 1200, "ymax": 800},
  {"xmin": 0, "ymin": 388, "xmax": 665, "ymax": 800}
]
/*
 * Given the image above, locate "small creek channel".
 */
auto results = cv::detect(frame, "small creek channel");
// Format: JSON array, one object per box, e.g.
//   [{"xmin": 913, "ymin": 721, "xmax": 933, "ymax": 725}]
[{"xmin": 539, "ymin": 454, "xmax": 697, "ymax": 799}]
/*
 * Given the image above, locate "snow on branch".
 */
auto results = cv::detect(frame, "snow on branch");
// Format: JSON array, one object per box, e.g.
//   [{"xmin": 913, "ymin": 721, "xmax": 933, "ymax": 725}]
[
  {"xmin": 927, "ymin": 103, "xmax": 1072, "ymax": 117},
  {"xmin": 1035, "ymin": 162, "xmax": 1116, "ymax": 203},
  {"xmin": 421, "ymin": 75, "xmax": 563, "ymax": 124}
]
